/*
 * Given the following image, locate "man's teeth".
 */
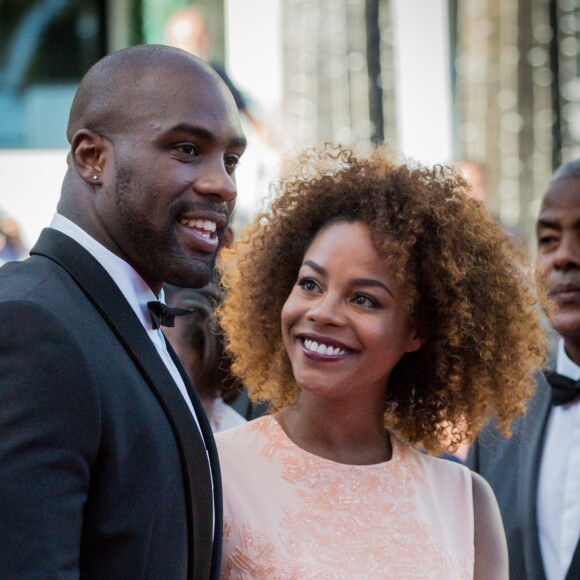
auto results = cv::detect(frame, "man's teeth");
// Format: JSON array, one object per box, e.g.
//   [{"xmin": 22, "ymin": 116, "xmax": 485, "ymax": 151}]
[
  {"xmin": 303, "ymin": 338, "xmax": 346, "ymax": 356},
  {"xmin": 179, "ymin": 218, "xmax": 217, "ymax": 238}
]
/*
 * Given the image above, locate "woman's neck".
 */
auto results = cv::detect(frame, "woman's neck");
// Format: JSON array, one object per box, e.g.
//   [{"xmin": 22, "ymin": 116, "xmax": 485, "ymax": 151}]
[{"xmin": 275, "ymin": 395, "xmax": 392, "ymax": 465}]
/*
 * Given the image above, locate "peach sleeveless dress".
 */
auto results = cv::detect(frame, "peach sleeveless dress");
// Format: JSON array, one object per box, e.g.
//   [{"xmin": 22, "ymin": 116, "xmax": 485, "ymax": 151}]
[{"xmin": 216, "ymin": 416, "xmax": 474, "ymax": 579}]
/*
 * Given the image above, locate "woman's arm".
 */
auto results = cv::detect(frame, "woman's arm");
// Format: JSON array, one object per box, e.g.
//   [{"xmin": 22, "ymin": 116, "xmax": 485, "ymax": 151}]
[{"xmin": 472, "ymin": 470, "xmax": 509, "ymax": 580}]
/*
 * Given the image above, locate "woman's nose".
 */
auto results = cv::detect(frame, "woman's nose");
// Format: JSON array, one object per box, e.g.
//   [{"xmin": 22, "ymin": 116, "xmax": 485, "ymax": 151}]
[{"xmin": 307, "ymin": 294, "xmax": 345, "ymax": 326}]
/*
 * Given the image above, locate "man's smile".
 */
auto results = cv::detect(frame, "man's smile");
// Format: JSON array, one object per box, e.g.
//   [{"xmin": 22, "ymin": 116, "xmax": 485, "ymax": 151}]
[{"xmin": 176, "ymin": 210, "xmax": 227, "ymax": 252}]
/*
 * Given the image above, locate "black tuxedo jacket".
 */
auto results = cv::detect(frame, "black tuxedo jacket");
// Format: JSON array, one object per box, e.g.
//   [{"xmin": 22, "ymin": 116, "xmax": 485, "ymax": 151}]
[
  {"xmin": 0, "ymin": 228, "xmax": 221, "ymax": 578},
  {"xmin": 468, "ymin": 372, "xmax": 580, "ymax": 580}
]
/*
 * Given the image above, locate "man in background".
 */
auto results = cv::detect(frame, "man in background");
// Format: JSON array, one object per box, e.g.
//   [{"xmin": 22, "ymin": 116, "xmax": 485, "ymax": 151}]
[
  {"xmin": 468, "ymin": 160, "xmax": 580, "ymax": 580},
  {"xmin": 165, "ymin": 5, "xmax": 268, "ymax": 141}
]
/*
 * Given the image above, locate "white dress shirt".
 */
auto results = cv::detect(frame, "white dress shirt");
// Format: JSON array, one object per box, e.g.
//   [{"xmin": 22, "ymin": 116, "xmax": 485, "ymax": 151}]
[
  {"xmin": 538, "ymin": 338, "xmax": 580, "ymax": 580},
  {"xmin": 49, "ymin": 214, "xmax": 215, "ymax": 530}
]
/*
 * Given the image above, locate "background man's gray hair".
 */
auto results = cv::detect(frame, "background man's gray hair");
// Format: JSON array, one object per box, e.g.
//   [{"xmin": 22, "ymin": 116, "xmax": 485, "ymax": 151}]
[{"xmin": 551, "ymin": 158, "xmax": 580, "ymax": 182}]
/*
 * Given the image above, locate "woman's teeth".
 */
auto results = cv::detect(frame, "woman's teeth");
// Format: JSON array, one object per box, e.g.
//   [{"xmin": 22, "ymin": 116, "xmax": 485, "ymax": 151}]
[{"xmin": 303, "ymin": 338, "xmax": 346, "ymax": 356}]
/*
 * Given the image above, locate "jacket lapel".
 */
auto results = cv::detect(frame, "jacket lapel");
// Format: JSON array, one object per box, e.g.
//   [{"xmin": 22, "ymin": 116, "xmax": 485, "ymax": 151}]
[
  {"xmin": 518, "ymin": 372, "xmax": 552, "ymax": 580},
  {"xmin": 565, "ymin": 540, "xmax": 580, "ymax": 580},
  {"xmin": 31, "ymin": 228, "xmax": 216, "ymax": 579},
  {"xmin": 166, "ymin": 340, "xmax": 223, "ymax": 578}
]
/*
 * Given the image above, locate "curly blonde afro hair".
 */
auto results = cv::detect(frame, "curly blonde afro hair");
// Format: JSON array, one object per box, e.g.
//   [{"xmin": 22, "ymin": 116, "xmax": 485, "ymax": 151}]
[{"xmin": 219, "ymin": 146, "xmax": 546, "ymax": 453}]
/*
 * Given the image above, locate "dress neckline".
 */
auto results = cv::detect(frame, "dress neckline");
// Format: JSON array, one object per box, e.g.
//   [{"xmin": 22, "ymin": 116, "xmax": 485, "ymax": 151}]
[{"xmin": 263, "ymin": 415, "xmax": 401, "ymax": 469}]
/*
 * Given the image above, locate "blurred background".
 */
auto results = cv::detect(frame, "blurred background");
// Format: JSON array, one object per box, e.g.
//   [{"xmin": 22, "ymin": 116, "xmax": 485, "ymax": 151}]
[{"xmin": 1, "ymin": 0, "xmax": 579, "ymax": 255}]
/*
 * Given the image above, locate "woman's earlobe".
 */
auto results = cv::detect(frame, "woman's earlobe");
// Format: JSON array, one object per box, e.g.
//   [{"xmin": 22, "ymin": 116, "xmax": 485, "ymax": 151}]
[
  {"xmin": 406, "ymin": 323, "xmax": 428, "ymax": 353},
  {"xmin": 406, "ymin": 333, "xmax": 424, "ymax": 353}
]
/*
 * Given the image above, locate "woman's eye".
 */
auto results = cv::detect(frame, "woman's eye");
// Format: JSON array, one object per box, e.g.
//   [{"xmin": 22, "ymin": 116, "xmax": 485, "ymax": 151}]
[
  {"xmin": 297, "ymin": 277, "xmax": 318, "ymax": 292},
  {"xmin": 353, "ymin": 294, "xmax": 377, "ymax": 307}
]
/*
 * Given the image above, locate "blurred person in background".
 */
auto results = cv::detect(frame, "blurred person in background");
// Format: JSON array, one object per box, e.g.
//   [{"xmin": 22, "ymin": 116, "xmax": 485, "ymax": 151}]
[
  {"xmin": 0, "ymin": 212, "xmax": 27, "ymax": 263},
  {"xmin": 165, "ymin": 5, "xmax": 269, "ymax": 143},
  {"xmin": 164, "ymin": 283, "xmax": 246, "ymax": 433},
  {"xmin": 455, "ymin": 161, "xmax": 487, "ymax": 204},
  {"xmin": 456, "ymin": 160, "xmax": 524, "ymax": 244},
  {"xmin": 469, "ymin": 159, "xmax": 580, "ymax": 580}
]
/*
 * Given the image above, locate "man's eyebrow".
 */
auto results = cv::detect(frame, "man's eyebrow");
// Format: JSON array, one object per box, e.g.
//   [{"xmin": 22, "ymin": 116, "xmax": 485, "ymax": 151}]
[
  {"xmin": 536, "ymin": 218, "xmax": 560, "ymax": 229},
  {"xmin": 537, "ymin": 217, "xmax": 580, "ymax": 231},
  {"xmin": 302, "ymin": 260, "xmax": 394, "ymax": 297},
  {"xmin": 168, "ymin": 123, "xmax": 247, "ymax": 148}
]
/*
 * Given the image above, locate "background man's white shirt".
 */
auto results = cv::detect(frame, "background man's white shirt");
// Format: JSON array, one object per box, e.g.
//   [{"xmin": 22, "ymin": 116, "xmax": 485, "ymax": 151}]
[{"xmin": 538, "ymin": 338, "xmax": 580, "ymax": 580}]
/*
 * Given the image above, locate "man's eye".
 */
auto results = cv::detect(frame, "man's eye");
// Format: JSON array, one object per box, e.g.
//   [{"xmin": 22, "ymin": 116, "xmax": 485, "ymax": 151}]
[
  {"xmin": 177, "ymin": 144, "xmax": 199, "ymax": 156},
  {"xmin": 224, "ymin": 154, "xmax": 240, "ymax": 172},
  {"xmin": 538, "ymin": 235, "xmax": 557, "ymax": 246}
]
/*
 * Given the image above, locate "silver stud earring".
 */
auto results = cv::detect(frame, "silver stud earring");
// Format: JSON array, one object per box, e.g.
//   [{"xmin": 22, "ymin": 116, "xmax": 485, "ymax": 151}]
[{"xmin": 92, "ymin": 175, "xmax": 98, "ymax": 181}]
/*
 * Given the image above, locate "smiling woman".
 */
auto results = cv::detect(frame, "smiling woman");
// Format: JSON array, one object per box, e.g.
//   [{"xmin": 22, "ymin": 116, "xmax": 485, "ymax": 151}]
[
  {"xmin": 215, "ymin": 145, "xmax": 546, "ymax": 579},
  {"xmin": 280, "ymin": 221, "xmax": 423, "ymax": 427}
]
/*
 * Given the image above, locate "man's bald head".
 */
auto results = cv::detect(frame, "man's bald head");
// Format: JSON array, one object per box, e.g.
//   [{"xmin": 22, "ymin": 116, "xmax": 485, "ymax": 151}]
[{"xmin": 66, "ymin": 44, "xmax": 221, "ymax": 143}]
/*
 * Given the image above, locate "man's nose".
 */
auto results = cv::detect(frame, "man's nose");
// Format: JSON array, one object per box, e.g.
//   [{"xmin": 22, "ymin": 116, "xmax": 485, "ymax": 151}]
[
  {"xmin": 553, "ymin": 234, "xmax": 580, "ymax": 270},
  {"xmin": 194, "ymin": 158, "xmax": 237, "ymax": 204}
]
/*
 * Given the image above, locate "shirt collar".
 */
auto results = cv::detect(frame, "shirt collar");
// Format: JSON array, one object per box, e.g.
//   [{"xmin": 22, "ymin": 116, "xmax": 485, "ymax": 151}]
[
  {"xmin": 556, "ymin": 337, "xmax": 580, "ymax": 381},
  {"xmin": 49, "ymin": 213, "xmax": 162, "ymax": 330}
]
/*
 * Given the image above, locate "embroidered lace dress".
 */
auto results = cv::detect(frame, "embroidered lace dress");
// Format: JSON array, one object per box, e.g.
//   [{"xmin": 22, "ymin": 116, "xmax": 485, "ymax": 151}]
[{"xmin": 216, "ymin": 415, "xmax": 474, "ymax": 579}]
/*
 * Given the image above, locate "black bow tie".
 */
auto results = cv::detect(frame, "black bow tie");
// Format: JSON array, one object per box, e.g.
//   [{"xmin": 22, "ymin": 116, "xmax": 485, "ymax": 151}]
[
  {"xmin": 544, "ymin": 370, "xmax": 580, "ymax": 406},
  {"xmin": 147, "ymin": 301, "xmax": 195, "ymax": 330}
]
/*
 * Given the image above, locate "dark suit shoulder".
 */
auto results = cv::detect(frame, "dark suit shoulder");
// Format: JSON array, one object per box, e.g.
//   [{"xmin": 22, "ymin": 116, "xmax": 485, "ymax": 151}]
[
  {"xmin": 469, "ymin": 371, "xmax": 551, "ymax": 464},
  {"xmin": 0, "ymin": 298, "xmax": 101, "ymax": 450},
  {"xmin": 0, "ymin": 252, "xmax": 61, "ymax": 291},
  {"xmin": 0, "ymin": 299, "xmax": 102, "ymax": 575},
  {"xmin": 468, "ymin": 371, "xmax": 551, "ymax": 580}
]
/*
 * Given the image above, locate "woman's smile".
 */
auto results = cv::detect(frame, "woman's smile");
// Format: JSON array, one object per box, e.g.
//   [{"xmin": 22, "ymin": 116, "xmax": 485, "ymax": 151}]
[{"xmin": 298, "ymin": 334, "xmax": 354, "ymax": 359}]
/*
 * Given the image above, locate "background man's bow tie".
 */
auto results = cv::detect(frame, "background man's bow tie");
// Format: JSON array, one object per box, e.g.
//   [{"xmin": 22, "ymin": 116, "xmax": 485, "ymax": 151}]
[
  {"xmin": 544, "ymin": 370, "xmax": 580, "ymax": 406},
  {"xmin": 147, "ymin": 301, "xmax": 195, "ymax": 330}
]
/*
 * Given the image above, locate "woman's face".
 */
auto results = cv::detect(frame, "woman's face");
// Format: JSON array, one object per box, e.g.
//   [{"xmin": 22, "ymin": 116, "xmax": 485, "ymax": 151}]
[{"xmin": 281, "ymin": 221, "xmax": 422, "ymax": 406}]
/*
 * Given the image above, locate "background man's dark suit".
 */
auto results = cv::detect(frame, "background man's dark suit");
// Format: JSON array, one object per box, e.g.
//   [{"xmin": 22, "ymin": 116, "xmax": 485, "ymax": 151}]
[
  {"xmin": 0, "ymin": 229, "xmax": 220, "ymax": 577},
  {"xmin": 469, "ymin": 158, "xmax": 580, "ymax": 580},
  {"xmin": 469, "ymin": 371, "xmax": 580, "ymax": 580}
]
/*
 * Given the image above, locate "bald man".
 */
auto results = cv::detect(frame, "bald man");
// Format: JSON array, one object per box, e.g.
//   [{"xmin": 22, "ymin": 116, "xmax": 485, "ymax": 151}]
[
  {"xmin": 469, "ymin": 160, "xmax": 580, "ymax": 580},
  {"xmin": 0, "ymin": 45, "xmax": 246, "ymax": 578}
]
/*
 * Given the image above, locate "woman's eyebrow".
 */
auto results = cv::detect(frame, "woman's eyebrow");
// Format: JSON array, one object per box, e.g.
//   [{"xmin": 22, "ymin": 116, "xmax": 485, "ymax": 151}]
[
  {"xmin": 351, "ymin": 278, "xmax": 393, "ymax": 297},
  {"xmin": 302, "ymin": 260, "xmax": 326, "ymax": 275}
]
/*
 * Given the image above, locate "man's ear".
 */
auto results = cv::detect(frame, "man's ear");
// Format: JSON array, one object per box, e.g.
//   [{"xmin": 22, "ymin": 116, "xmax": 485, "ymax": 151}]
[{"xmin": 70, "ymin": 129, "xmax": 110, "ymax": 185}]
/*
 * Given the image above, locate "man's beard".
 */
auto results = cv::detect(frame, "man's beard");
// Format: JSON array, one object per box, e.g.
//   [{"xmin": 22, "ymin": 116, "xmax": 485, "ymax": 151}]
[{"xmin": 113, "ymin": 166, "xmax": 227, "ymax": 288}]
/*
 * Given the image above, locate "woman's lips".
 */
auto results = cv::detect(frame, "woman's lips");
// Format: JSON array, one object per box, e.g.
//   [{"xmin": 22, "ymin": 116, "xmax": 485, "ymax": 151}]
[{"xmin": 297, "ymin": 334, "xmax": 356, "ymax": 361}]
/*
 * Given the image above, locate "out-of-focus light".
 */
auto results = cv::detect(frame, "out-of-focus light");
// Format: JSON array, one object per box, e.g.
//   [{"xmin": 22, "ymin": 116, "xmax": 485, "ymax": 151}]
[
  {"xmin": 502, "ymin": 112, "xmax": 524, "ymax": 133},
  {"xmin": 500, "ymin": 45, "xmax": 520, "ymax": 65},
  {"xmin": 497, "ymin": 89, "xmax": 517, "ymax": 110},
  {"xmin": 533, "ymin": 67, "xmax": 553, "ymax": 87},
  {"xmin": 527, "ymin": 46, "xmax": 549, "ymax": 67}
]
